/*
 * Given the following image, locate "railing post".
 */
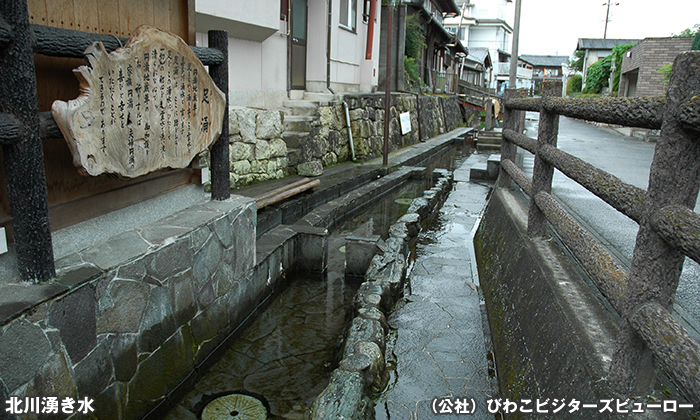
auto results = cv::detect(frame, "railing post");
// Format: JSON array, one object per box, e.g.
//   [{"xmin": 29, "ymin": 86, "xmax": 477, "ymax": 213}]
[
  {"xmin": 608, "ymin": 51, "xmax": 700, "ymax": 396},
  {"xmin": 484, "ymin": 97, "xmax": 494, "ymax": 131},
  {"xmin": 0, "ymin": 1, "xmax": 55, "ymax": 283},
  {"xmin": 208, "ymin": 30, "xmax": 230, "ymax": 201},
  {"xmin": 499, "ymin": 88, "xmax": 526, "ymax": 190},
  {"xmin": 527, "ymin": 81, "xmax": 562, "ymax": 237}
]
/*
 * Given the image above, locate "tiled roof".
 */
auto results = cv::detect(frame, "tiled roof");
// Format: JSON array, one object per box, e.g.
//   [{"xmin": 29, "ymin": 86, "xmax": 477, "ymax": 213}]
[
  {"xmin": 520, "ymin": 55, "xmax": 569, "ymax": 67},
  {"xmin": 577, "ymin": 38, "xmax": 640, "ymax": 50},
  {"xmin": 467, "ymin": 47, "xmax": 490, "ymax": 65}
]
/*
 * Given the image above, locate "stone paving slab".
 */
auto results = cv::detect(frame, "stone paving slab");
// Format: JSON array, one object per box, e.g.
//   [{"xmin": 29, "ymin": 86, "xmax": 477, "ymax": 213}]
[{"xmin": 377, "ymin": 153, "xmax": 496, "ymax": 420}]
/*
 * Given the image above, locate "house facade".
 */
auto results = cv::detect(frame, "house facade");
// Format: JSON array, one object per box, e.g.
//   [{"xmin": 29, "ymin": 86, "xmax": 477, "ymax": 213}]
[
  {"xmin": 576, "ymin": 38, "xmax": 639, "ymax": 87},
  {"xmin": 389, "ymin": 0, "xmax": 467, "ymax": 94},
  {"xmin": 443, "ymin": 0, "xmax": 534, "ymax": 92},
  {"xmin": 520, "ymin": 55, "xmax": 568, "ymax": 95},
  {"xmin": 618, "ymin": 37, "xmax": 693, "ymax": 97},
  {"xmin": 195, "ymin": 0, "xmax": 383, "ymax": 108}
]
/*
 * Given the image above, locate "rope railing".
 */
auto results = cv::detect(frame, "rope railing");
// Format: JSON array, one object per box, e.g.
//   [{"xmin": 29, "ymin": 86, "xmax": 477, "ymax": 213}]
[{"xmin": 499, "ymin": 51, "xmax": 700, "ymax": 405}]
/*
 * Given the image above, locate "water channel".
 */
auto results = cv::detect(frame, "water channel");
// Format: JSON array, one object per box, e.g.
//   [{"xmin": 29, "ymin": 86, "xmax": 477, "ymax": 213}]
[{"xmin": 165, "ymin": 143, "xmax": 473, "ymax": 420}]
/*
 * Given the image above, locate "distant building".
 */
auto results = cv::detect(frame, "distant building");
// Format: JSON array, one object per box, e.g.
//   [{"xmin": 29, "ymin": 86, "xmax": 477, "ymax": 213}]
[
  {"xmin": 576, "ymin": 38, "xmax": 639, "ymax": 87},
  {"xmin": 444, "ymin": 0, "xmax": 533, "ymax": 91},
  {"xmin": 520, "ymin": 55, "xmax": 569, "ymax": 95},
  {"xmin": 461, "ymin": 47, "xmax": 492, "ymax": 87},
  {"xmin": 618, "ymin": 37, "xmax": 693, "ymax": 97},
  {"xmin": 381, "ymin": 0, "xmax": 467, "ymax": 94}
]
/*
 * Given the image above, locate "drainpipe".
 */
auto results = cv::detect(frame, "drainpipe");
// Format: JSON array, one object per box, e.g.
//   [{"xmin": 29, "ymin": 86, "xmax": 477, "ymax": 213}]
[
  {"xmin": 343, "ymin": 101, "xmax": 356, "ymax": 161},
  {"xmin": 327, "ymin": 0, "xmax": 336, "ymax": 95}
]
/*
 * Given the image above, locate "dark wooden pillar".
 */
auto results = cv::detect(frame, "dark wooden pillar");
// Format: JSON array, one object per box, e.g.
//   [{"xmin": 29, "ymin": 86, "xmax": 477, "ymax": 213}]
[
  {"xmin": 0, "ymin": 1, "xmax": 55, "ymax": 283},
  {"xmin": 208, "ymin": 30, "xmax": 230, "ymax": 201},
  {"xmin": 527, "ymin": 81, "xmax": 562, "ymax": 237}
]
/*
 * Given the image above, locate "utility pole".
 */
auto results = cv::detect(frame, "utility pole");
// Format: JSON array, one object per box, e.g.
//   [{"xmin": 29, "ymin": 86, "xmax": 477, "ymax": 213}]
[
  {"xmin": 383, "ymin": 1, "xmax": 395, "ymax": 166},
  {"xmin": 508, "ymin": 0, "xmax": 522, "ymax": 89},
  {"xmin": 603, "ymin": 1, "xmax": 619, "ymax": 39}
]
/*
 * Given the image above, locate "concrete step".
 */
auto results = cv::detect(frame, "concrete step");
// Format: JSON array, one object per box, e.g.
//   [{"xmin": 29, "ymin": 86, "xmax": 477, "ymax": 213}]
[
  {"xmin": 469, "ymin": 154, "xmax": 501, "ymax": 180},
  {"xmin": 476, "ymin": 143, "xmax": 501, "ymax": 151},
  {"xmin": 282, "ymin": 131, "xmax": 310, "ymax": 149},
  {"xmin": 283, "ymin": 100, "xmax": 321, "ymax": 117},
  {"xmin": 303, "ymin": 92, "xmax": 338, "ymax": 104},
  {"xmin": 283, "ymin": 115, "xmax": 316, "ymax": 133}
]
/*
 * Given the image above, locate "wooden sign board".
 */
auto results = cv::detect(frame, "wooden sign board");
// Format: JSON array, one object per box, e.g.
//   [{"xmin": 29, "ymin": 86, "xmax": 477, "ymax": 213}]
[{"xmin": 52, "ymin": 26, "xmax": 225, "ymax": 178}]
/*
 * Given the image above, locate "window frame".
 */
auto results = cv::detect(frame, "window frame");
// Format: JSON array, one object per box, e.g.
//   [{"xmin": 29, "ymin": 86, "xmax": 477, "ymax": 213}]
[{"xmin": 339, "ymin": 0, "xmax": 357, "ymax": 32}]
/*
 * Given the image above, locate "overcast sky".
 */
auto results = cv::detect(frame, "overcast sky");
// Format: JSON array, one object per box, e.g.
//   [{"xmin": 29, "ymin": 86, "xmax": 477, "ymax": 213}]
[{"xmin": 507, "ymin": 0, "xmax": 700, "ymax": 57}]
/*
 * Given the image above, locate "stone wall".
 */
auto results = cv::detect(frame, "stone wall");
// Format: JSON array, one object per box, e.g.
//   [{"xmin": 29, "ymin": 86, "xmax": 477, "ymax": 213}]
[
  {"xmin": 0, "ymin": 198, "xmax": 259, "ymax": 419},
  {"xmin": 227, "ymin": 108, "xmax": 288, "ymax": 188},
  {"xmin": 294, "ymin": 94, "xmax": 464, "ymax": 174},
  {"xmin": 0, "ymin": 194, "xmax": 331, "ymax": 419}
]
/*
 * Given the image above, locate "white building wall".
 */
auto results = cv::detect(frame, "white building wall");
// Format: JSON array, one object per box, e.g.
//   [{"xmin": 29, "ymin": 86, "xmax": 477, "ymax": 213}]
[
  {"xmin": 307, "ymin": 0, "xmax": 380, "ymax": 93},
  {"xmin": 471, "ymin": 0, "xmax": 510, "ymax": 21},
  {"xmin": 196, "ymin": 0, "xmax": 288, "ymax": 108}
]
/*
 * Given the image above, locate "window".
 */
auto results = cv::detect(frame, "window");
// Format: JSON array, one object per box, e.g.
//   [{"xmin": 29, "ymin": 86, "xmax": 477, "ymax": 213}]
[{"xmin": 340, "ymin": 0, "xmax": 357, "ymax": 31}]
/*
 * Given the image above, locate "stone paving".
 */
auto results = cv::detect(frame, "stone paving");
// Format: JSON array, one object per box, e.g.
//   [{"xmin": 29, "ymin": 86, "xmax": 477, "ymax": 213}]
[{"xmin": 377, "ymin": 153, "xmax": 497, "ymax": 420}]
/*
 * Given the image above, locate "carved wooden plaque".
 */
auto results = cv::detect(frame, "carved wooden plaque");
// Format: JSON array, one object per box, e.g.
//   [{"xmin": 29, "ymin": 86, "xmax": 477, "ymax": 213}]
[{"xmin": 52, "ymin": 26, "xmax": 226, "ymax": 178}]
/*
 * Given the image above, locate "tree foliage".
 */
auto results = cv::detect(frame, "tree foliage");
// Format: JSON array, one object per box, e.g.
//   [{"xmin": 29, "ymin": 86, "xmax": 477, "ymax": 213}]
[
  {"xmin": 611, "ymin": 43, "xmax": 634, "ymax": 94},
  {"xmin": 566, "ymin": 74, "xmax": 582, "ymax": 96},
  {"xmin": 673, "ymin": 24, "xmax": 700, "ymax": 37},
  {"xmin": 404, "ymin": 13, "xmax": 426, "ymax": 88},
  {"xmin": 568, "ymin": 50, "xmax": 585, "ymax": 72}
]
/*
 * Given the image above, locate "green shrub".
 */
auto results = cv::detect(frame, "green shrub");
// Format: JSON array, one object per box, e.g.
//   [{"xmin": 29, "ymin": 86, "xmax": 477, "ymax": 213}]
[
  {"xmin": 583, "ymin": 56, "xmax": 612, "ymax": 94},
  {"xmin": 403, "ymin": 14, "xmax": 426, "ymax": 89},
  {"xmin": 582, "ymin": 43, "xmax": 633, "ymax": 95},
  {"xmin": 404, "ymin": 57, "xmax": 421, "ymax": 87},
  {"xmin": 566, "ymin": 75, "xmax": 582, "ymax": 96}
]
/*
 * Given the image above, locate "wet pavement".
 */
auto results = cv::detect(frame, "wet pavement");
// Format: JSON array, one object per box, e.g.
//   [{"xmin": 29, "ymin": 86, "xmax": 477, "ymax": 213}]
[{"xmin": 376, "ymin": 153, "xmax": 497, "ymax": 420}]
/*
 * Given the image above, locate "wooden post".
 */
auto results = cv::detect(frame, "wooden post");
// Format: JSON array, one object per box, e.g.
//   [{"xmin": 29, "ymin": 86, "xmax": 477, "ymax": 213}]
[
  {"xmin": 608, "ymin": 51, "xmax": 700, "ymax": 396},
  {"xmin": 499, "ymin": 88, "xmax": 527, "ymax": 191},
  {"xmin": 208, "ymin": 30, "xmax": 230, "ymax": 201},
  {"xmin": 0, "ymin": 2, "xmax": 55, "ymax": 283},
  {"xmin": 527, "ymin": 81, "xmax": 561, "ymax": 238}
]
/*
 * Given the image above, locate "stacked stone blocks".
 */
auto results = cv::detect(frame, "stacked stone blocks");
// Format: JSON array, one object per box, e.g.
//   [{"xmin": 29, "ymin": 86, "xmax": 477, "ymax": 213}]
[
  {"xmin": 292, "ymin": 94, "xmax": 463, "ymax": 173},
  {"xmin": 228, "ymin": 108, "xmax": 288, "ymax": 188}
]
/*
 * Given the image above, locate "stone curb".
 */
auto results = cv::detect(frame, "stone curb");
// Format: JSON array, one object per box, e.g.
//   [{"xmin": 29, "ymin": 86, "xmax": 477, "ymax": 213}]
[{"xmin": 310, "ymin": 170, "xmax": 454, "ymax": 419}]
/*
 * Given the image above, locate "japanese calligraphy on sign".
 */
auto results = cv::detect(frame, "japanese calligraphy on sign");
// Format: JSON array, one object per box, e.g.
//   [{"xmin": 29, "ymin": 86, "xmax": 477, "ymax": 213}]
[{"xmin": 52, "ymin": 26, "xmax": 226, "ymax": 178}]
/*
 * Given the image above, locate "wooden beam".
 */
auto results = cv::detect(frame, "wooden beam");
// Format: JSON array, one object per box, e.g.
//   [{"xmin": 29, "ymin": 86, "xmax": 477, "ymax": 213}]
[{"xmin": 256, "ymin": 179, "xmax": 320, "ymax": 209}]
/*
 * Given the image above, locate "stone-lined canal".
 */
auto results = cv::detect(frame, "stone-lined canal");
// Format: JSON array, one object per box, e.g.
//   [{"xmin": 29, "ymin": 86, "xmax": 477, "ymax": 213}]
[{"xmin": 166, "ymin": 143, "xmax": 473, "ymax": 419}]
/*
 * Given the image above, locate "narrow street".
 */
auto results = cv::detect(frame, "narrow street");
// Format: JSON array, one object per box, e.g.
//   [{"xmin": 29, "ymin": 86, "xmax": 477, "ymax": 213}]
[{"xmin": 520, "ymin": 114, "xmax": 700, "ymax": 339}]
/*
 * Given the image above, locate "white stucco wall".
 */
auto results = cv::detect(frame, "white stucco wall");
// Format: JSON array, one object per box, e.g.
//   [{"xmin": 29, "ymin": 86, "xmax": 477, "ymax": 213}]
[
  {"xmin": 196, "ymin": 29, "xmax": 288, "ymax": 109},
  {"xmin": 306, "ymin": 0, "xmax": 380, "ymax": 93},
  {"xmin": 196, "ymin": 0, "xmax": 280, "ymax": 42}
]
